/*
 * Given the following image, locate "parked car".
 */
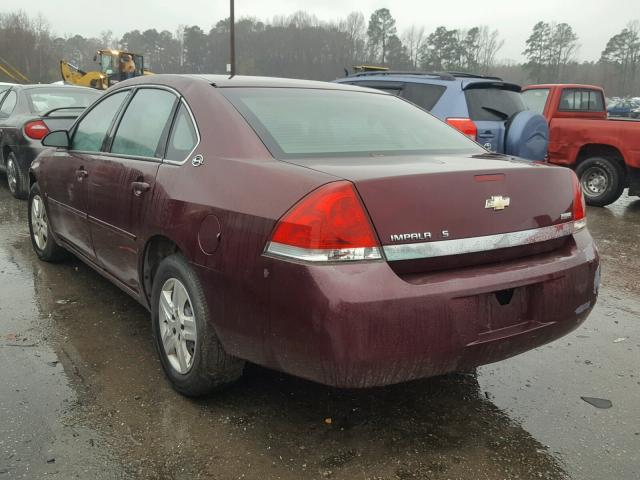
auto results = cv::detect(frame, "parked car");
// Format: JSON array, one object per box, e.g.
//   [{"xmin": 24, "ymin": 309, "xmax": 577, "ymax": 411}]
[
  {"xmin": 523, "ymin": 84, "xmax": 640, "ymax": 206},
  {"xmin": 29, "ymin": 74, "xmax": 599, "ymax": 396},
  {"xmin": 0, "ymin": 82, "xmax": 14, "ymax": 95},
  {"xmin": 606, "ymin": 98, "xmax": 637, "ymax": 118},
  {"xmin": 334, "ymin": 71, "xmax": 549, "ymax": 161},
  {"xmin": 0, "ymin": 84, "xmax": 101, "ymax": 198}
]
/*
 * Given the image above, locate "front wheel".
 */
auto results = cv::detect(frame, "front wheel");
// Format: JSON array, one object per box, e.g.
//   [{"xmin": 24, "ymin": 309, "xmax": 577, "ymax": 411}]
[
  {"xmin": 575, "ymin": 156, "xmax": 626, "ymax": 207},
  {"xmin": 28, "ymin": 183, "xmax": 68, "ymax": 262},
  {"xmin": 151, "ymin": 254, "xmax": 244, "ymax": 396}
]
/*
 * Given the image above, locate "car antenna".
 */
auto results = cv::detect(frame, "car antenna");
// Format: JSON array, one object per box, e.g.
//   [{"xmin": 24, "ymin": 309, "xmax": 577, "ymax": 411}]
[{"xmin": 228, "ymin": 0, "xmax": 236, "ymax": 79}]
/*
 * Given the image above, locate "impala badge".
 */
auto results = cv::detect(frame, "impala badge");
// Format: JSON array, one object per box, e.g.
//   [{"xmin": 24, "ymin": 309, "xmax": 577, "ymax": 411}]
[{"xmin": 485, "ymin": 195, "xmax": 510, "ymax": 211}]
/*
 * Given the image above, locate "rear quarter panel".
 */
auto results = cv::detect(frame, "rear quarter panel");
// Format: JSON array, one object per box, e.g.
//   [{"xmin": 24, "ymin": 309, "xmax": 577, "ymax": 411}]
[{"xmin": 142, "ymin": 80, "xmax": 339, "ymax": 365}]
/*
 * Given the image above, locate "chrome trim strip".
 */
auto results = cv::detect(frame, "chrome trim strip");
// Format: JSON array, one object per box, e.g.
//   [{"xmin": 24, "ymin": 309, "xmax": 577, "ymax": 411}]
[
  {"xmin": 162, "ymin": 97, "xmax": 201, "ymax": 166},
  {"xmin": 265, "ymin": 242, "xmax": 382, "ymax": 263},
  {"xmin": 383, "ymin": 222, "xmax": 582, "ymax": 261}
]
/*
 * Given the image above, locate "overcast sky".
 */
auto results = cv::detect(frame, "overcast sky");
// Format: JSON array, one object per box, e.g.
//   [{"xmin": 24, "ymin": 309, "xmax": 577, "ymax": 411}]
[{"xmin": 4, "ymin": 0, "xmax": 637, "ymax": 61}]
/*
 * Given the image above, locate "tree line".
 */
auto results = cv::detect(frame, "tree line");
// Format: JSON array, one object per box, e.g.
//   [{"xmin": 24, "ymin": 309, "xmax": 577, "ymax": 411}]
[{"xmin": 1, "ymin": 9, "xmax": 639, "ymax": 96}]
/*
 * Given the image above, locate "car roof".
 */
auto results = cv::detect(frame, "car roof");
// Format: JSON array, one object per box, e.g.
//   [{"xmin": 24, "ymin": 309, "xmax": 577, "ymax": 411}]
[
  {"xmin": 523, "ymin": 84, "xmax": 604, "ymax": 91},
  {"xmin": 114, "ymin": 74, "xmax": 382, "ymax": 92},
  {"xmin": 8, "ymin": 84, "xmax": 99, "ymax": 92},
  {"xmin": 341, "ymin": 73, "xmax": 523, "ymax": 92}
]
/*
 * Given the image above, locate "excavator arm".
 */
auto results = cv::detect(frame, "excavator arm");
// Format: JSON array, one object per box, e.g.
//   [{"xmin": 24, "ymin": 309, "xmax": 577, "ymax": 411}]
[
  {"xmin": 0, "ymin": 56, "xmax": 30, "ymax": 83},
  {"xmin": 60, "ymin": 60, "xmax": 108, "ymax": 90}
]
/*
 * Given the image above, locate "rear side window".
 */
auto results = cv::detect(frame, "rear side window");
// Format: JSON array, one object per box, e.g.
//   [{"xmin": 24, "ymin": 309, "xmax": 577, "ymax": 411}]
[
  {"xmin": 464, "ymin": 87, "xmax": 525, "ymax": 121},
  {"xmin": 72, "ymin": 91, "xmax": 129, "ymax": 152},
  {"xmin": 111, "ymin": 89, "xmax": 177, "ymax": 158},
  {"xmin": 401, "ymin": 83, "xmax": 446, "ymax": 111},
  {"xmin": 559, "ymin": 89, "xmax": 604, "ymax": 112},
  {"xmin": 522, "ymin": 89, "xmax": 550, "ymax": 114},
  {"xmin": 165, "ymin": 104, "xmax": 198, "ymax": 161},
  {"xmin": 26, "ymin": 88, "xmax": 100, "ymax": 115},
  {"xmin": 0, "ymin": 90, "xmax": 17, "ymax": 116}
]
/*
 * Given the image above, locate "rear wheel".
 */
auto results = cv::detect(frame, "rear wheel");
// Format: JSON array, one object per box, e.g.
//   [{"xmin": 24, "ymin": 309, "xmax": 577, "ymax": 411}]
[
  {"xmin": 28, "ymin": 183, "xmax": 68, "ymax": 262},
  {"xmin": 6, "ymin": 151, "xmax": 27, "ymax": 199},
  {"xmin": 576, "ymin": 156, "xmax": 626, "ymax": 207},
  {"xmin": 151, "ymin": 254, "xmax": 244, "ymax": 396}
]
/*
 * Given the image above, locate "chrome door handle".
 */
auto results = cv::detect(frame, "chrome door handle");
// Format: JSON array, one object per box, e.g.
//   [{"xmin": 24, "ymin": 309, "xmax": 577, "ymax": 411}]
[{"xmin": 131, "ymin": 181, "xmax": 150, "ymax": 196}]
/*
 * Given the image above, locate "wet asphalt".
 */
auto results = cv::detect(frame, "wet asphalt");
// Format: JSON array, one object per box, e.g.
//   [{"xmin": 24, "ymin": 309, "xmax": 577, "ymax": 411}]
[{"xmin": 0, "ymin": 183, "xmax": 638, "ymax": 480}]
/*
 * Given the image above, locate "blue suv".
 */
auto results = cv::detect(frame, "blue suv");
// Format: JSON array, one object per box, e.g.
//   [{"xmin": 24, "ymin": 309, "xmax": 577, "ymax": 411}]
[{"xmin": 335, "ymin": 71, "xmax": 549, "ymax": 161}]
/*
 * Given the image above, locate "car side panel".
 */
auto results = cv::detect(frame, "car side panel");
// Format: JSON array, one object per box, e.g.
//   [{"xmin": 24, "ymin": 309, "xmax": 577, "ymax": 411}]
[
  {"xmin": 43, "ymin": 151, "xmax": 96, "ymax": 259},
  {"xmin": 88, "ymin": 155, "xmax": 160, "ymax": 291},
  {"xmin": 548, "ymin": 117, "xmax": 640, "ymax": 168}
]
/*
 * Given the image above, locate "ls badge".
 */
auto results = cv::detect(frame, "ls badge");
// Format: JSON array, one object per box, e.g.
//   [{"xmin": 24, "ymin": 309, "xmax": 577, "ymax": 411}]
[{"xmin": 485, "ymin": 195, "xmax": 511, "ymax": 211}]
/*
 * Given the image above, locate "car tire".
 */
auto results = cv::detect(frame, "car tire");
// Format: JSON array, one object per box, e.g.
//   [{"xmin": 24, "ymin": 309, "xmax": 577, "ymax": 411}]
[
  {"xmin": 151, "ymin": 254, "xmax": 244, "ymax": 396},
  {"xmin": 6, "ymin": 151, "xmax": 28, "ymax": 199},
  {"xmin": 28, "ymin": 183, "xmax": 68, "ymax": 262},
  {"xmin": 575, "ymin": 156, "xmax": 626, "ymax": 207}
]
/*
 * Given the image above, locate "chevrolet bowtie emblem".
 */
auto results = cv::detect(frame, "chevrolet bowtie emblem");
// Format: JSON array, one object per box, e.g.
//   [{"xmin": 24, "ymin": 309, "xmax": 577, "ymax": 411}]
[{"xmin": 485, "ymin": 195, "xmax": 511, "ymax": 211}]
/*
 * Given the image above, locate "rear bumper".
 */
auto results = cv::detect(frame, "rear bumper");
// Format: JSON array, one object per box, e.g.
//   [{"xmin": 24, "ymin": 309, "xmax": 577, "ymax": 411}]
[
  {"xmin": 15, "ymin": 143, "xmax": 44, "ymax": 171},
  {"xmin": 264, "ymin": 228, "xmax": 599, "ymax": 388}
]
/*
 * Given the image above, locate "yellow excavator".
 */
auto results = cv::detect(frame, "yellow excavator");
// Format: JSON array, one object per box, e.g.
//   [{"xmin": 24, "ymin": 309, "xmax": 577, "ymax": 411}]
[{"xmin": 60, "ymin": 49, "xmax": 151, "ymax": 90}]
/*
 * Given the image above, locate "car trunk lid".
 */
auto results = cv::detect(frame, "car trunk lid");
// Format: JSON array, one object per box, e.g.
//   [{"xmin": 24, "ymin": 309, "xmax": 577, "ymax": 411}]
[{"xmin": 283, "ymin": 153, "xmax": 577, "ymax": 272}]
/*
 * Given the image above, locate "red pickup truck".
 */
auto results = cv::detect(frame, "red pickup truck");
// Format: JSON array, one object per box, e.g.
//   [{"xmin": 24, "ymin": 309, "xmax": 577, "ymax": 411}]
[{"xmin": 522, "ymin": 84, "xmax": 640, "ymax": 206}]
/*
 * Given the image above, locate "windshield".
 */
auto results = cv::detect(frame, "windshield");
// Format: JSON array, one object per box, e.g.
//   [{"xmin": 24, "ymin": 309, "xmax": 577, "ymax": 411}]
[
  {"xmin": 522, "ymin": 89, "xmax": 550, "ymax": 114},
  {"xmin": 26, "ymin": 88, "xmax": 101, "ymax": 115},
  {"xmin": 221, "ymin": 88, "xmax": 484, "ymax": 159},
  {"xmin": 464, "ymin": 87, "xmax": 525, "ymax": 121}
]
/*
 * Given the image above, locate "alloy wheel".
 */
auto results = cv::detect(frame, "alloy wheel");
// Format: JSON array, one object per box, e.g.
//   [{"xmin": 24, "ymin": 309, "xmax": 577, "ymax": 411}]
[
  {"xmin": 158, "ymin": 278, "xmax": 197, "ymax": 374},
  {"xmin": 7, "ymin": 157, "xmax": 17, "ymax": 194},
  {"xmin": 31, "ymin": 194, "xmax": 48, "ymax": 251}
]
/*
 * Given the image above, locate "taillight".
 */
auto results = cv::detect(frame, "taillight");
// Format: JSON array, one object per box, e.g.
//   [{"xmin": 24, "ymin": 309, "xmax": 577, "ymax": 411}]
[
  {"xmin": 571, "ymin": 172, "xmax": 587, "ymax": 230},
  {"xmin": 446, "ymin": 118, "xmax": 477, "ymax": 140},
  {"xmin": 265, "ymin": 181, "xmax": 382, "ymax": 263},
  {"xmin": 24, "ymin": 120, "xmax": 49, "ymax": 140}
]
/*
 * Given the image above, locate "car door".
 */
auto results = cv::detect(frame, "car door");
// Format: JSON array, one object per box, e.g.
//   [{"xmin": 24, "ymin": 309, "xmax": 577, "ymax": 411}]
[
  {"xmin": 44, "ymin": 90, "xmax": 130, "ymax": 259},
  {"xmin": 87, "ymin": 87, "xmax": 178, "ymax": 291}
]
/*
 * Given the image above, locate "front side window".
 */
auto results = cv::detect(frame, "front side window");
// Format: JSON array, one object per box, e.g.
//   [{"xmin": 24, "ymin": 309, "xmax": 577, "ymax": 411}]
[
  {"xmin": 0, "ymin": 90, "xmax": 17, "ymax": 117},
  {"xmin": 559, "ymin": 89, "xmax": 605, "ymax": 112},
  {"xmin": 522, "ymin": 88, "xmax": 550, "ymax": 114},
  {"xmin": 110, "ymin": 89, "xmax": 177, "ymax": 158},
  {"xmin": 71, "ymin": 90, "xmax": 129, "ymax": 152},
  {"xmin": 165, "ymin": 104, "xmax": 198, "ymax": 161},
  {"xmin": 221, "ymin": 88, "xmax": 483, "ymax": 159}
]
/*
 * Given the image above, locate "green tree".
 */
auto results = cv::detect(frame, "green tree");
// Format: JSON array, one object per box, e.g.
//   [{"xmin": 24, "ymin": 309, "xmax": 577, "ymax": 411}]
[
  {"xmin": 523, "ymin": 21, "xmax": 552, "ymax": 82},
  {"xmin": 600, "ymin": 22, "xmax": 640, "ymax": 95},
  {"xmin": 523, "ymin": 21, "xmax": 578, "ymax": 82},
  {"xmin": 367, "ymin": 8, "xmax": 396, "ymax": 64},
  {"xmin": 419, "ymin": 26, "xmax": 461, "ymax": 71},
  {"xmin": 549, "ymin": 23, "xmax": 579, "ymax": 80}
]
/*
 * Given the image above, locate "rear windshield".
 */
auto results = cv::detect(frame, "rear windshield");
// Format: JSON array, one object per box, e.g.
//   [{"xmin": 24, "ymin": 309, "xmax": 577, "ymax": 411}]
[
  {"xmin": 522, "ymin": 89, "xmax": 550, "ymax": 114},
  {"xmin": 26, "ymin": 88, "xmax": 101, "ymax": 116},
  {"xmin": 464, "ymin": 87, "xmax": 525, "ymax": 121},
  {"xmin": 221, "ymin": 88, "xmax": 483, "ymax": 159}
]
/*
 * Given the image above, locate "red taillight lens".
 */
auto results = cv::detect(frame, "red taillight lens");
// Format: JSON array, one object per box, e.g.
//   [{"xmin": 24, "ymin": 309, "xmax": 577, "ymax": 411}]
[
  {"xmin": 24, "ymin": 120, "xmax": 49, "ymax": 140},
  {"xmin": 445, "ymin": 118, "xmax": 477, "ymax": 140},
  {"xmin": 571, "ymin": 172, "xmax": 587, "ymax": 229},
  {"xmin": 266, "ymin": 181, "xmax": 382, "ymax": 262}
]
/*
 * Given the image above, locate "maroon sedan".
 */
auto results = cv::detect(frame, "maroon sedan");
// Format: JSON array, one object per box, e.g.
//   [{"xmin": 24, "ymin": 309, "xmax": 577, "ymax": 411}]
[{"xmin": 28, "ymin": 75, "xmax": 599, "ymax": 396}]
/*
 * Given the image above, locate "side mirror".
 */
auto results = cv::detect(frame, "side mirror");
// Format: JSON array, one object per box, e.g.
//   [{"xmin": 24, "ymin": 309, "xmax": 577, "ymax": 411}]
[{"xmin": 42, "ymin": 130, "xmax": 70, "ymax": 148}]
